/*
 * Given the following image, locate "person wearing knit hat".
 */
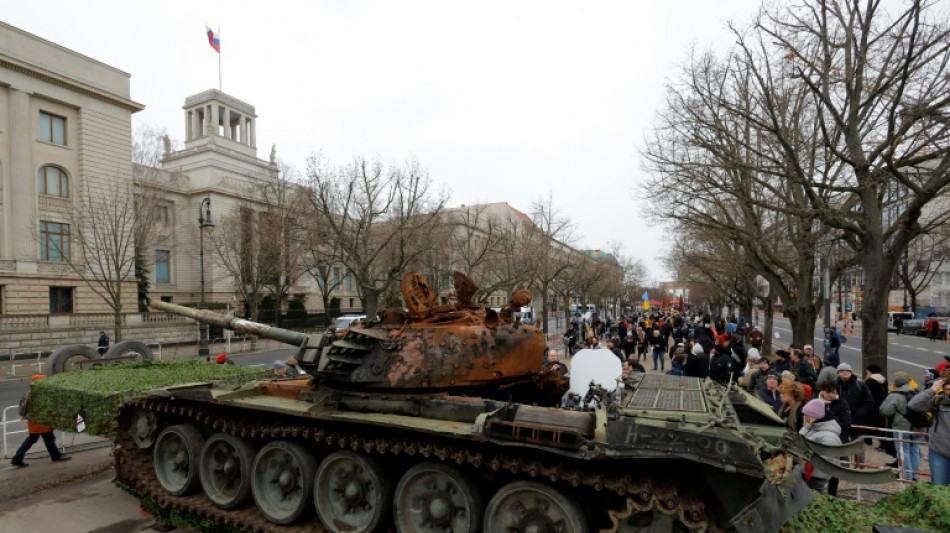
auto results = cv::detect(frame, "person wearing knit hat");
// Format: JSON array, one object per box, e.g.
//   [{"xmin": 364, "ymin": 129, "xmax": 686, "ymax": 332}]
[
  {"xmin": 891, "ymin": 371, "xmax": 918, "ymax": 392},
  {"xmin": 758, "ymin": 372, "xmax": 783, "ymax": 413},
  {"xmin": 216, "ymin": 353, "xmax": 228, "ymax": 364},
  {"xmin": 684, "ymin": 341, "xmax": 710, "ymax": 379},
  {"xmin": 799, "ymin": 398, "xmax": 843, "ymax": 493},
  {"xmin": 881, "ymin": 375, "xmax": 926, "ymax": 481},
  {"xmin": 772, "ymin": 350, "xmax": 791, "ymax": 374},
  {"xmin": 781, "ymin": 370, "xmax": 797, "ymax": 385},
  {"xmin": 836, "ymin": 361, "xmax": 875, "ymax": 444}
]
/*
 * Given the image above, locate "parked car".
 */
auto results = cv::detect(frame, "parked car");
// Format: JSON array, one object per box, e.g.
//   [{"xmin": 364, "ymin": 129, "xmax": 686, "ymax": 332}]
[
  {"xmin": 332, "ymin": 314, "xmax": 366, "ymax": 332},
  {"xmin": 888, "ymin": 311, "xmax": 915, "ymax": 332}
]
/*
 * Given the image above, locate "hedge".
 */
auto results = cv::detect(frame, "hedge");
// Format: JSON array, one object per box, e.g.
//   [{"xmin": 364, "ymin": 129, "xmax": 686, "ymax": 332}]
[{"xmin": 28, "ymin": 360, "xmax": 269, "ymax": 438}]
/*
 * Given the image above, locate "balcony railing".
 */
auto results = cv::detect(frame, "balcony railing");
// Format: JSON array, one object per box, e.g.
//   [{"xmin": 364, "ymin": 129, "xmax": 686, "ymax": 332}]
[{"xmin": 0, "ymin": 312, "xmax": 189, "ymax": 329}]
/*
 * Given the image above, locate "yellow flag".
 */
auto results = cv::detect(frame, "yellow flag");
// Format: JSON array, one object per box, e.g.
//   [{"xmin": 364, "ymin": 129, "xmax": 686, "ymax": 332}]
[{"xmin": 643, "ymin": 300, "xmax": 650, "ymax": 310}]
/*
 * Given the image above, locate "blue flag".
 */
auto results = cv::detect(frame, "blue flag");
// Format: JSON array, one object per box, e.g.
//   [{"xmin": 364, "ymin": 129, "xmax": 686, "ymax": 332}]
[{"xmin": 641, "ymin": 291, "xmax": 649, "ymax": 301}]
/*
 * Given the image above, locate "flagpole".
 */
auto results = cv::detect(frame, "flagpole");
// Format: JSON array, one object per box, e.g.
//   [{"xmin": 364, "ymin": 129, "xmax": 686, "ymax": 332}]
[{"xmin": 218, "ymin": 27, "xmax": 222, "ymax": 91}]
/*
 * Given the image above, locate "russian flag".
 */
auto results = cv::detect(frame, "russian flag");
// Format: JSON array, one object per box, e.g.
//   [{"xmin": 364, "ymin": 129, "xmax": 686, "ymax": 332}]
[{"xmin": 205, "ymin": 26, "xmax": 220, "ymax": 53}]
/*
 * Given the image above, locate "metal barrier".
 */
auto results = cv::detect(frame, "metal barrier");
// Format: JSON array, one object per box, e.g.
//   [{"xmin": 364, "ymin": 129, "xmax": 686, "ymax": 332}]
[{"xmin": 1, "ymin": 404, "xmax": 26, "ymax": 458}]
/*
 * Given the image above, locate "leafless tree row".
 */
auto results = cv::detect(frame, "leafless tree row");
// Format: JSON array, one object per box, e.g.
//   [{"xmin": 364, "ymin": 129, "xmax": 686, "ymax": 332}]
[{"xmin": 642, "ymin": 0, "xmax": 950, "ymax": 374}]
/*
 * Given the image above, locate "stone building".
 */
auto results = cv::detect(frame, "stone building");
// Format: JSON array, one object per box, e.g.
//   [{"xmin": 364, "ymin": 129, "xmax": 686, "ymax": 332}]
[{"xmin": 0, "ymin": 21, "xmax": 143, "ymax": 316}]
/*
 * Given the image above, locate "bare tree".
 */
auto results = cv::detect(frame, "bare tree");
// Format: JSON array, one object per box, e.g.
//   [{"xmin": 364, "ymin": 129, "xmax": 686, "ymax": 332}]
[
  {"xmin": 525, "ymin": 193, "xmax": 576, "ymax": 334},
  {"xmin": 739, "ymin": 0, "xmax": 950, "ymax": 372},
  {"xmin": 259, "ymin": 161, "xmax": 307, "ymax": 324},
  {"xmin": 210, "ymin": 205, "xmax": 271, "ymax": 321},
  {"xmin": 304, "ymin": 153, "xmax": 448, "ymax": 317},
  {"xmin": 896, "ymin": 231, "xmax": 950, "ymax": 313},
  {"xmin": 62, "ymin": 126, "xmax": 176, "ymax": 340}
]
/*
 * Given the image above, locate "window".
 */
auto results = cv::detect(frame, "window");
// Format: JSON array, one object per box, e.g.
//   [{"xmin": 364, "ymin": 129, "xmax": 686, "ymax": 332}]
[
  {"xmin": 349, "ymin": 298, "xmax": 354, "ymax": 308},
  {"xmin": 37, "ymin": 165, "xmax": 69, "ymax": 197},
  {"xmin": 157, "ymin": 205, "xmax": 169, "ymax": 224},
  {"xmin": 0, "ymin": 285, "xmax": 4, "ymax": 314},
  {"xmin": 40, "ymin": 221, "xmax": 70, "ymax": 261},
  {"xmin": 333, "ymin": 267, "xmax": 340, "ymax": 287},
  {"xmin": 346, "ymin": 275, "xmax": 352, "ymax": 291},
  {"xmin": 49, "ymin": 287, "xmax": 73, "ymax": 313},
  {"xmin": 155, "ymin": 250, "xmax": 170, "ymax": 283},
  {"xmin": 160, "ymin": 296, "xmax": 172, "ymax": 303},
  {"xmin": 39, "ymin": 111, "xmax": 66, "ymax": 145}
]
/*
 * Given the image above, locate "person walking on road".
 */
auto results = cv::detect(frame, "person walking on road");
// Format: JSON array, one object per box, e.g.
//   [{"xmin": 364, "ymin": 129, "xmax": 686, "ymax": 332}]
[
  {"xmin": 11, "ymin": 374, "xmax": 71, "ymax": 467},
  {"xmin": 927, "ymin": 313, "xmax": 942, "ymax": 342}
]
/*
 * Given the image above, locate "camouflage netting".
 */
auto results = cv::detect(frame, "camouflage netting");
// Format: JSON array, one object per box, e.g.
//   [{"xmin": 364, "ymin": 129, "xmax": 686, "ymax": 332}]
[
  {"xmin": 28, "ymin": 360, "xmax": 270, "ymax": 438},
  {"xmin": 781, "ymin": 483, "xmax": 950, "ymax": 532}
]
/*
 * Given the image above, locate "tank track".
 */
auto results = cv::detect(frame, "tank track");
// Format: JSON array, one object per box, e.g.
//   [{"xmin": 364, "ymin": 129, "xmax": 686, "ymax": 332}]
[{"xmin": 117, "ymin": 397, "xmax": 724, "ymax": 533}]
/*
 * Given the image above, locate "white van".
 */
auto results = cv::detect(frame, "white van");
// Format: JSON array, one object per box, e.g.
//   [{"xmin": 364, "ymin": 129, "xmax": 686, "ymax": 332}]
[{"xmin": 888, "ymin": 312, "xmax": 914, "ymax": 332}]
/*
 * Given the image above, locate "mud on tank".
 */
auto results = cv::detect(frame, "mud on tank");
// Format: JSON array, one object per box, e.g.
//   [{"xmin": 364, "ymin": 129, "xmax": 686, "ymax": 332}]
[{"xmin": 115, "ymin": 272, "xmax": 890, "ymax": 533}]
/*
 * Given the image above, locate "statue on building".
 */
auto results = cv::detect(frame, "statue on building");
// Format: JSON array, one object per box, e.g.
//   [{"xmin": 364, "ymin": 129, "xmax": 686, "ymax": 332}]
[
  {"xmin": 270, "ymin": 144, "xmax": 277, "ymax": 164},
  {"xmin": 162, "ymin": 135, "xmax": 171, "ymax": 158}
]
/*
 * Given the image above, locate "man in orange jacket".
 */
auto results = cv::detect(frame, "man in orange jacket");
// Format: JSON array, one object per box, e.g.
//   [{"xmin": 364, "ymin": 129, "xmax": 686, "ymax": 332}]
[{"xmin": 10, "ymin": 374, "xmax": 71, "ymax": 467}]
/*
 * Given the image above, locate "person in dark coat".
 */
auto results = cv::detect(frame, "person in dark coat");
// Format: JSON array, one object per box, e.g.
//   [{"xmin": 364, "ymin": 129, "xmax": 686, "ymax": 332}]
[
  {"xmin": 819, "ymin": 381, "xmax": 851, "ymax": 496},
  {"xmin": 708, "ymin": 344, "xmax": 733, "ymax": 385},
  {"xmin": 791, "ymin": 349, "xmax": 818, "ymax": 388},
  {"xmin": 757, "ymin": 373, "xmax": 783, "ymax": 413},
  {"xmin": 684, "ymin": 342, "xmax": 709, "ymax": 378},
  {"xmin": 772, "ymin": 350, "xmax": 792, "ymax": 374},
  {"xmin": 778, "ymin": 381, "xmax": 806, "ymax": 431},
  {"xmin": 864, "ymin": 364, "xmax": 889, "ymax": 430},
  {"xmin": 727, "ymin": 334, "xmax": 747, "ymax": 382},
  {"xmin": 667, "ymin": 353, "xmax": 687, "ymax": 376},
  {"xmin": 836, "ymin": 363, "xmax": 875, "ymax": 441}
]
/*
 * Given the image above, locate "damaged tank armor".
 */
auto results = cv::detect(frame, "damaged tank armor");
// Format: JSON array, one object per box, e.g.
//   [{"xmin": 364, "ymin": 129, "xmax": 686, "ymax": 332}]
[{"xmin": 114, "ymin": 272, "xmax": 890, "ymax": 533}]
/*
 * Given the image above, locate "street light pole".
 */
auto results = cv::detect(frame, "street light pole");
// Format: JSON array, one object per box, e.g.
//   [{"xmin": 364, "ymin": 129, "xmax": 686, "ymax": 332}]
[{"xmin": 198, "ymin": 196, "xmax": 215, "ymax": 356}]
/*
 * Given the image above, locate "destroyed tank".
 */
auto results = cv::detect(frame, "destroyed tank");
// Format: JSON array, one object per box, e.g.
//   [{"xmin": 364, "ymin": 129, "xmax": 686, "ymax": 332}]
[{"xmin": 113, "ymin": 272, "xmax": 890, "ymax": 533}]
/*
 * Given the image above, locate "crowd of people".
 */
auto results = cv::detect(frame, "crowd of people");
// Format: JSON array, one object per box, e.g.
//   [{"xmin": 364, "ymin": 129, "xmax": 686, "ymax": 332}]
[{"xmin": 559, "ymin": 309, "xmax": 950, "ymax": 490}]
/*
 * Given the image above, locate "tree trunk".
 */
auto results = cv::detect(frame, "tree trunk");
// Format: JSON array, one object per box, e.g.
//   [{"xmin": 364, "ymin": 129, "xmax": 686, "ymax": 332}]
[
  {"xmin": 539, "ymin": 281, "xmax": 550, "ymax": 335},
  {"xmin": 114, "ymin": 310, "xmax": 123, "ymax": 343},
  {"xmin": 763, "ymin": 296, "xmax": 774, "ymax": 356},
  {"xmin": 861, "ymin": 267, "xmax": 891, "ymax": 376},
  {"xmin": 786, "ymin": 302, "xmax": 817, "ymax": 348},
  {"xmin": 363, "ymin": 287, "xmax": 381, "ymax": 319}
]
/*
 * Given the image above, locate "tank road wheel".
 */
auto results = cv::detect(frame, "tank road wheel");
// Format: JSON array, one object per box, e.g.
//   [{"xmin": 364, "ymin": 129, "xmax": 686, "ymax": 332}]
[
  {"xmin": 200, "ymin": 433, "xmax": 255, "ymax": 509},
  {"xmin": 314, "ymin": 450, "xmax": 392, "ymax": 533},
  {"xmin": 484, "ymin": 481, "xmax": 587, "ymax": 533},
  {"xmin": 394, "ymin": 461, "xmax": 483, "ymax": 533},
  {"xmin": 251, "ymin": 441, "xmax": 316, "ymax": 524},
  {"xmin": 153, "ymin": 424, "xmax": 205, "ymax": 496},
  {"xmin": 104, "ymin": 340, "xmax": 154, "ymax": 361},
  {"xmin": 130, "ymin": 409, "xmax": 158, "ymax": 449},
  {"xmin": 46, "ymin": 344, "xmax": 99, "ymax": 375}
]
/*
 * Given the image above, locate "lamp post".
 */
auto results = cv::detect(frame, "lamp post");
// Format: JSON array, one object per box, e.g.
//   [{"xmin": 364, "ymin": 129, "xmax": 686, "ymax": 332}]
[{"xmin": 198, "ymin": 196, "xmax": 215, "ymax": 356}]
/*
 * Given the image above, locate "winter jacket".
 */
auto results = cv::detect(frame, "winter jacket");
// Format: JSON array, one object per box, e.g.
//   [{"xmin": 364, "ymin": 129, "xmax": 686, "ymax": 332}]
[
  {"xmin": 728, "ymin": 340, "xmax": 747, "ymax": 382},
  {"xmin": 26, "ymin": 374, "xmax": 54, "ymax": 434},
  {"xmin": 865, "ymin": 373, "xmax": 889, "ymax": 428},
  {"xmin": 708, "ymin": 350, "xmax": 733, "ymax": 385},
  {"xmin": 909, "ymin": 389, "xmax": 950, "ymax": 459},
  {"xmin": 816, "ymin": 365, "xmax": 838, "ymax": 388},
  {"xmin": 793, "ymin": 360, "xmax": 817, "ymax": 388},
  {"xmin": 684, "ymin": 351, "xmax": 710, "ymax": 379},
  {"xmin": 667, "ymin": 359, "xmax": 686, "ymax": 377},
  {"xmin": 779, "ymin": 401, "xmax": 805, "ymax": 432},
  {"xmin": 799, "ymin": 418, "xmax": 843, "ymax": 479},
  {"xmin": 838, "ymin": 375, "xmax": 875, "ymax": 430},
  {"xmin": 826, "ymin": 397, "xmax": 852, "ymax": 438},
  {"xmin": 880, "ymin": 385, "xmax": 928, "ymax": 431},
  {"xmin": 757, "ymin": 385, "xmax": 782, "ymax": 413},
  {"xmin": 772, "ymin": 359, "xmax": 791, "ymax": 374}
]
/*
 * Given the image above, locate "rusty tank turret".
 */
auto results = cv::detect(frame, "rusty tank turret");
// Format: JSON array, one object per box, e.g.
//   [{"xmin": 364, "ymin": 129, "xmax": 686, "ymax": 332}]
[{"xmin": 110, "ymin": 271, "xmax": 891, "ymax": 533}]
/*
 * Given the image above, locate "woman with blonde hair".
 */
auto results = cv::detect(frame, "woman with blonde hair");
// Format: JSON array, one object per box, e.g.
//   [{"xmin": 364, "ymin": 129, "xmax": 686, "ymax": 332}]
[{"xmin": 778, "ymin": 381, "xmax": 806, "ymax": 431}]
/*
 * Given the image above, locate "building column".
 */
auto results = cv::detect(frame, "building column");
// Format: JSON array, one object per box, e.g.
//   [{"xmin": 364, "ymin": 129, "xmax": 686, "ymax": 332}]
[
  {"xmin": 185, "ymin": 111, "xmax": 192, "ymax": 141},
  {"xmin": 249, "ymin": 117, "xmax": 256, "ymax": 148},
  {"xmin": 8, "ymin": 88, "xmax": 35, "ymax": 260},
  {"xmin": 208, "ymin": 104, "xmax": 217, "ymax": 136}
]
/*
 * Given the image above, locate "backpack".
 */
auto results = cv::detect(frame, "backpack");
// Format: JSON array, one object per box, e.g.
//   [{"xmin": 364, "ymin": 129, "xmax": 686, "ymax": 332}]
[
  {"xmin": 900, "ymin": 391, "xmax": 932, "ymax": 428},
  {"xmin": 836, "ymin": 332, "xmax": 847, "ymax": 344},
  {"xmin": 18, "ymin": 392, "xmax": 31, "ymax": 419}
]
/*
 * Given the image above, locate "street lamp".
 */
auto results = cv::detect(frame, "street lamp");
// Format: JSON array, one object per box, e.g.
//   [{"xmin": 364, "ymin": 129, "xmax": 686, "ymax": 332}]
[{"xmin": 198, "ymin": 196, "xmax": 215, "ymax": 356}]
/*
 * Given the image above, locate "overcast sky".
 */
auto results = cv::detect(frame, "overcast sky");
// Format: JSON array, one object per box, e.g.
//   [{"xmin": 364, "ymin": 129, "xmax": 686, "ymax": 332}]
[{"xmin": 4, "ymin": 0, "xmax": 765, "ymax": 283}]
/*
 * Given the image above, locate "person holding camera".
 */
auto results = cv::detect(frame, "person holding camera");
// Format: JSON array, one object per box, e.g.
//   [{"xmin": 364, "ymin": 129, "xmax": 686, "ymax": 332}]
[{"xmin": 908, "ymin": 376, "xmax": 950, "ymax": 485}]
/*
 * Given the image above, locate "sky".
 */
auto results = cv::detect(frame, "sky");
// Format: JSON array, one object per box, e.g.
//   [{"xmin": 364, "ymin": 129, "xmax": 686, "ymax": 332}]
[{"xmin": 3, "ymin": 0, "xmax": 765, "ymax": 283}]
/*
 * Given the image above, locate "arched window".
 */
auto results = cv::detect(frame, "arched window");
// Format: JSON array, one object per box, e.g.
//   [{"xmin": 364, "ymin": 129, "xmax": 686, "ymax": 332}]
[{"xmin": 37, "ymin": 165, "xmax": 69, "ymax": 198}]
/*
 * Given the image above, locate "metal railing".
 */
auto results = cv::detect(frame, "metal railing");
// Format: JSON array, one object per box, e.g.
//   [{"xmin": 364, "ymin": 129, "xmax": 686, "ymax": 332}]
[
  {"xmin": 0, "ymin": 311, "xmax": 191, "ymax": 329},
  {"xmin": 4, "ymin": 352, "xmax": 44, "ymax": 377}
]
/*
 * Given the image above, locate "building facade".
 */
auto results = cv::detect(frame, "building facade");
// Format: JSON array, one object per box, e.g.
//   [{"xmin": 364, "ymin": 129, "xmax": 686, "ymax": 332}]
[{"xmin": 0, "ymin": 21, "xmax": 144, "ymax": 316}]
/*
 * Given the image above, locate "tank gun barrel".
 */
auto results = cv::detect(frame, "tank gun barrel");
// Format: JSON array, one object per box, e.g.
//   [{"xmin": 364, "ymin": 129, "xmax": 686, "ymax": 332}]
[{"xmin": 148, "ymin": 299, "xmax": 310, "ymax": 347}]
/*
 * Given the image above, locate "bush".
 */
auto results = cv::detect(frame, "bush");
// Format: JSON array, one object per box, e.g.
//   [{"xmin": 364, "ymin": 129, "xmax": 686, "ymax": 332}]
[
  {"xmin": 781, "ymin": 484, "xmax": 950, "ymax": 533},
  {"xmin": 287, "ymin": 297, "xmax": 307, "ymax": 319},
  {"xmin": 28, "ymin": 360, "xmax": 269, "ymax": 438}
]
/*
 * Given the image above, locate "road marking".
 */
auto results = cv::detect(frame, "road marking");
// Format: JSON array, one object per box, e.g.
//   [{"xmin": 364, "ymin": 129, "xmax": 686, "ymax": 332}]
[{"xmin": 887, "ymin": 357, "xmax": 930, "ymax": 370}]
